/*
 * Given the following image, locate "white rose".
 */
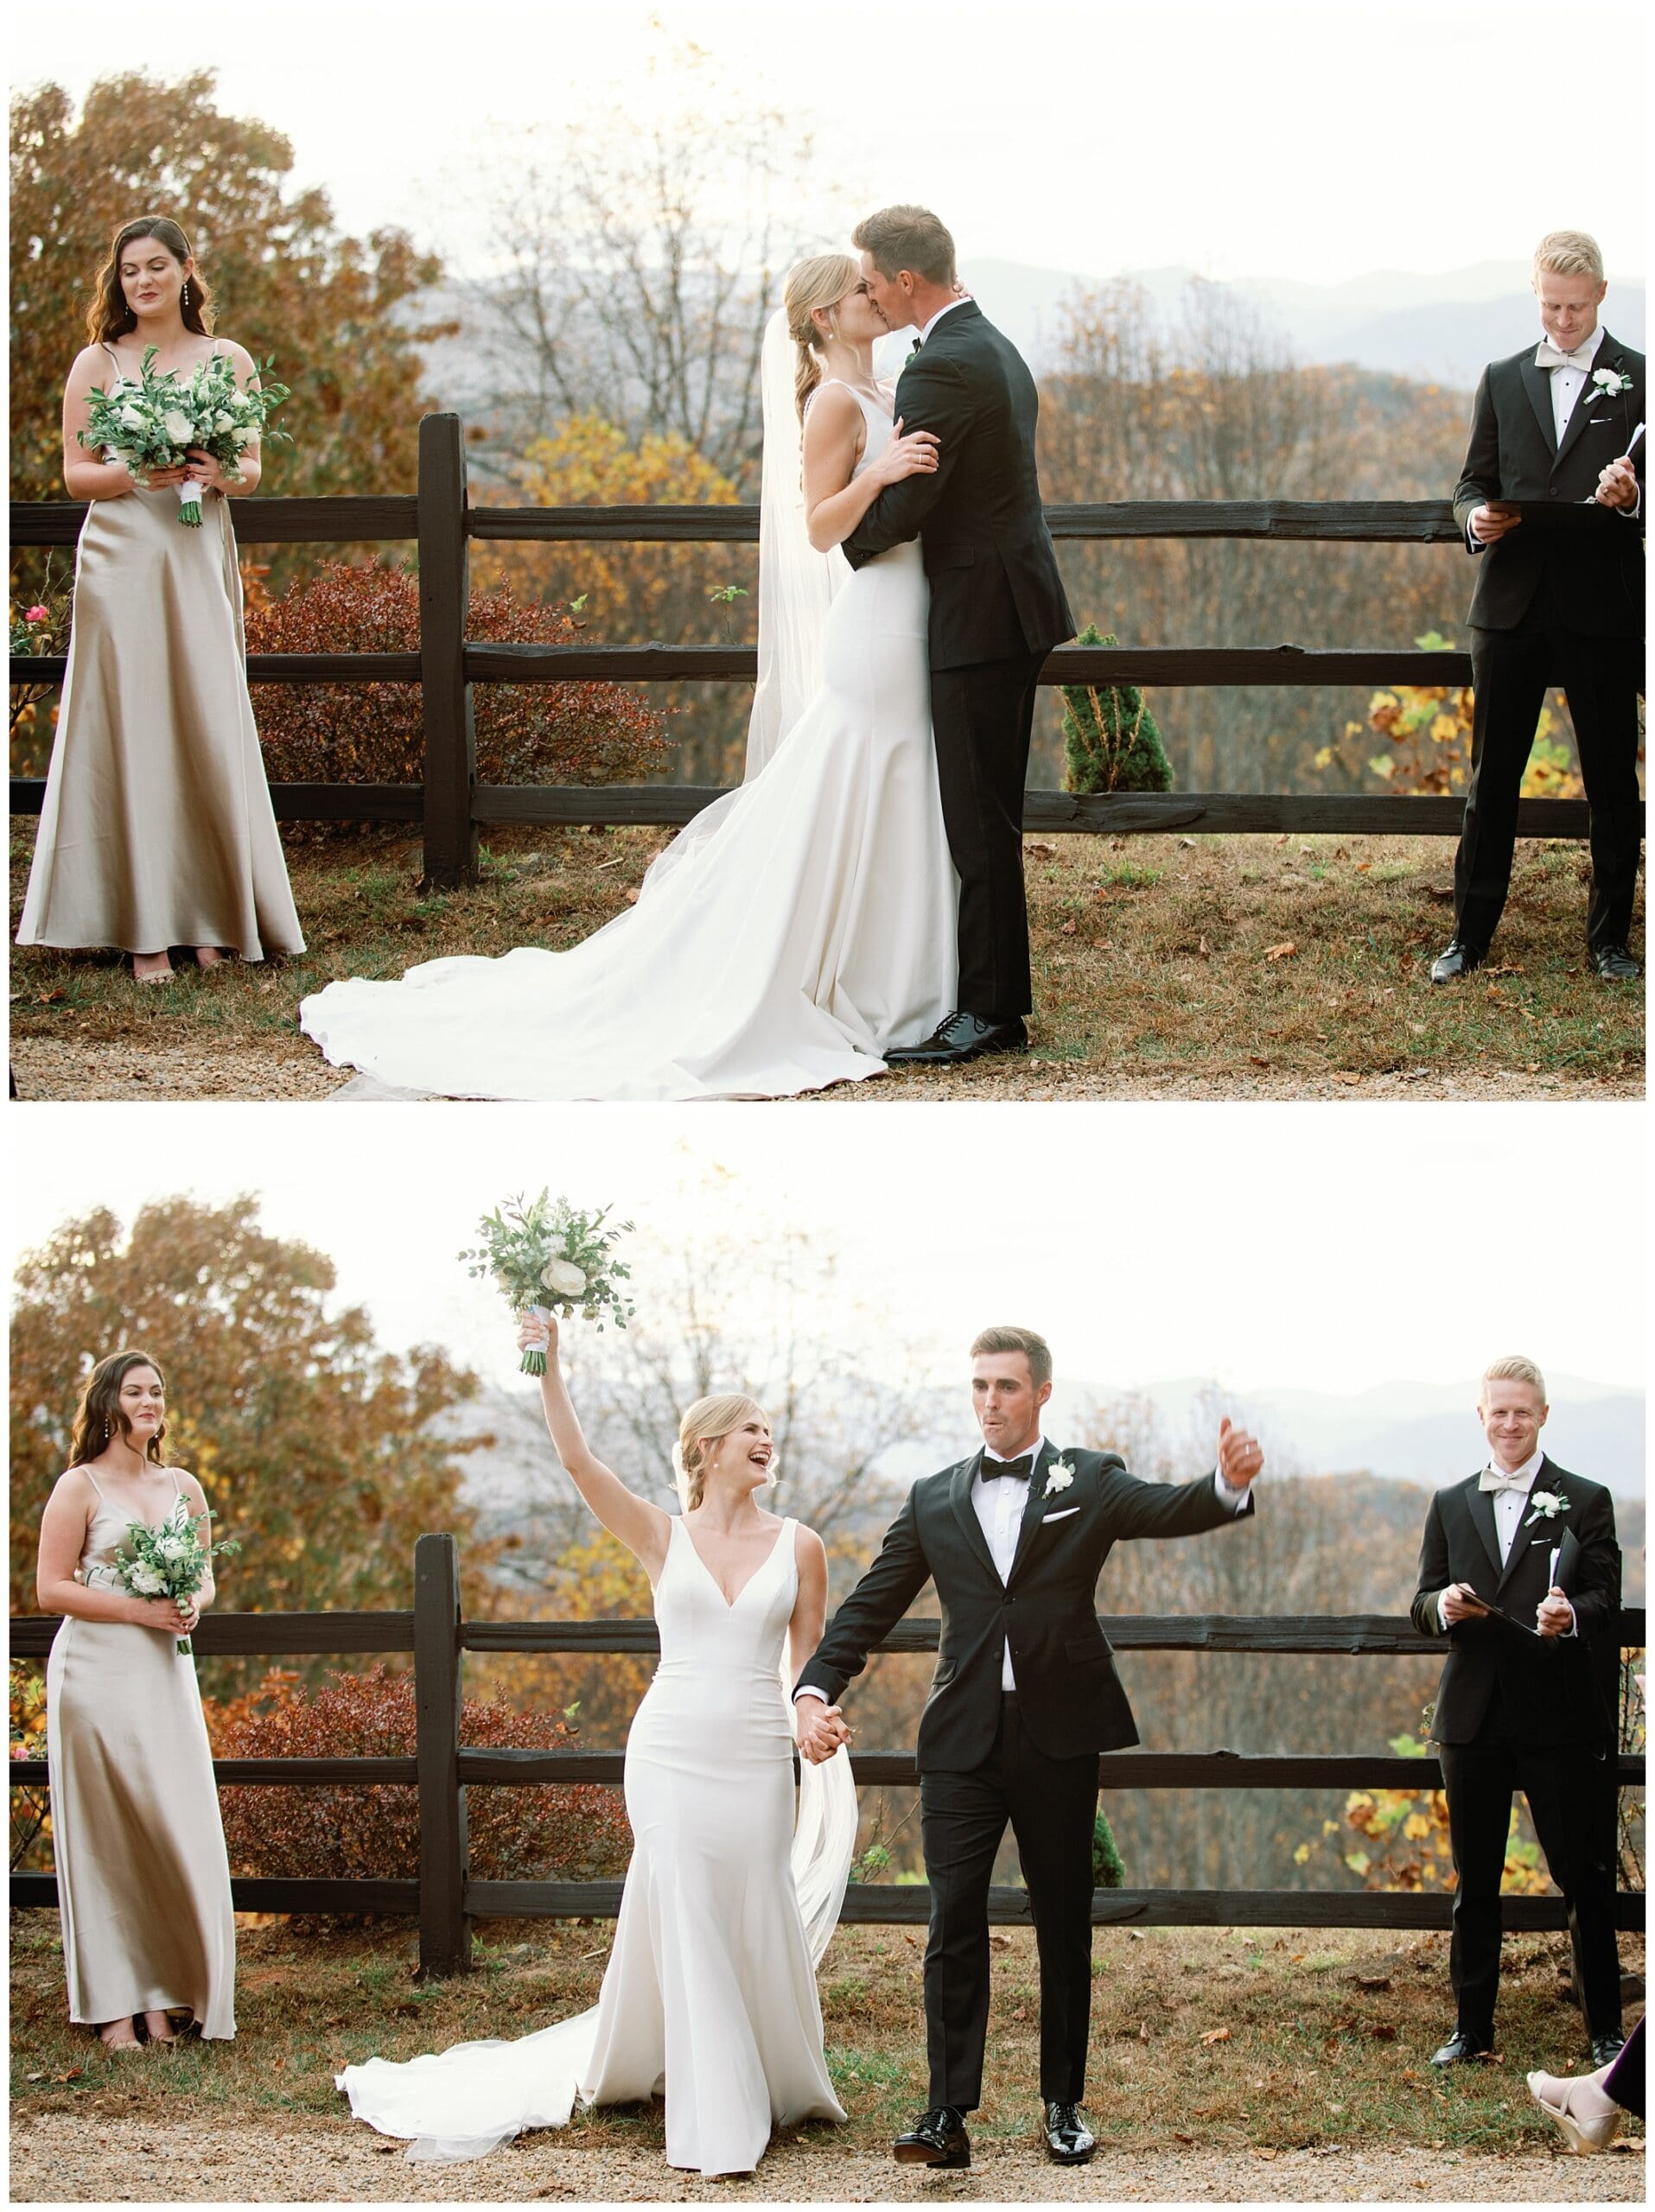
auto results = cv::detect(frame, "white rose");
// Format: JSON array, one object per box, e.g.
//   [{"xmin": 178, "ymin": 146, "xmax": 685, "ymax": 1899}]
[
  {"xmin": 541, "ymin": 1259, "xmax": 587, "ymax": 1298},
  {"xmin": 128, "ymin": 1565, "xmax": 166, "ymax": 1595},
  {"xmin": 213, "ymin": 412, "xmax": 235, "ymax": 432},
  {"xmin": 232, "ymin": 427, "xmax": 258, "ymax": 448},
  {"xmin": 118, "ymin": 404, "xmax": 148, "ymax": 431},
  {"xmin": 156, "ymin": 1535, "xmax": 193, "ymax": 1564},
  {"xmin": 162, "ymin": 409, "xmax": 194, "ymax": 445}
]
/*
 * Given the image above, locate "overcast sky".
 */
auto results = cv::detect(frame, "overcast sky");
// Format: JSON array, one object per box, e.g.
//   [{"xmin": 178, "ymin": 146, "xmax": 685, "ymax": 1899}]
[
  {"xmin": 7, "ymin": 1102, "xmax": 1645, "ymax": 1407},
  {"xmin": 13, "ymin": 1, "xmax": 1645, "ymax": 286}
]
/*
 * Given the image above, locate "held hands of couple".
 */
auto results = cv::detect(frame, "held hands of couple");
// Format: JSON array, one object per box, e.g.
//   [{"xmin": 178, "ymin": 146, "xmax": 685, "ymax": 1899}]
[
  {"xmin": 1216, "ymin": 1415, "xmax": 1264, "ymax": 1489},
  {"xmin": 795, "ymin": 1695, "xmax": 850, "ymax": 1764},
  {"xmin": 872, "ymin": 417, "xmax": 940, "ymax": 489}
]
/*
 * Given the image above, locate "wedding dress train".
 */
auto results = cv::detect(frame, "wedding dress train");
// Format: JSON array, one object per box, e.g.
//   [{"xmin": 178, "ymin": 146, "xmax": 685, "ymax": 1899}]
[
  {"xmin": 337, "ymin": 1516, "xmax": 853, "ymax": 2176},
  {"xmin": 300, "ymin": 385, "xmax": 955, "ymax": 1099}
]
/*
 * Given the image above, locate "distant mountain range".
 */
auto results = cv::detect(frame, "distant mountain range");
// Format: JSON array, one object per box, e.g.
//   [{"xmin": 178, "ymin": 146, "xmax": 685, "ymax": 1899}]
[{"xmin": 960, "ymin": 257, "xmax": 1647, "ymax": 393}]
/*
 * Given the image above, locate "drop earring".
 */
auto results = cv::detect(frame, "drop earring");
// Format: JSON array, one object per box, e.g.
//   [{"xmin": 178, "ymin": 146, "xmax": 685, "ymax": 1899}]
[{"xmin": 182, "ymin": 281, "xmax": 191, "ymax": 308}]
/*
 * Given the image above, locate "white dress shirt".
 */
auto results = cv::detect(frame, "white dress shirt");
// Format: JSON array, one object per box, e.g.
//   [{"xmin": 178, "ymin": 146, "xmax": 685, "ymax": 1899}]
[
  {"xmin": 1437, "ymin": 1446, "xmax": 1574, "ymax": 1631},
  {"xmin": 915, "ymin": 296, "xmax": 972, "ymax": 346}
]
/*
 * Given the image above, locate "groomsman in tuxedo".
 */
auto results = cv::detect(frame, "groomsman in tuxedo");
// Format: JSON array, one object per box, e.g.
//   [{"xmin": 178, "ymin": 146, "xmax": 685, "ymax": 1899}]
[
  {"xmin": 794, "ymin": 1327, "xmax": 1262, "ymax": 2167},
  {"xmin": 1435, "ymin": 230, "xmax": 1645, "ymax": 985},
  {"xmin": 1410, "ymin": 1355, "xmax": 1625, "ymax": 2069}
]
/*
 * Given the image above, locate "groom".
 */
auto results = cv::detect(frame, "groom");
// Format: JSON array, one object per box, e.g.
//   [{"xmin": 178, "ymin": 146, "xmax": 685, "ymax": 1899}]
[
  {"xmin": 844, "ymin": 207, "xmax": 1075, "ymax": 1065},
  {"xmin": 795, "ymin": 1326, "xmax": 1263, "ymax": 2166}
]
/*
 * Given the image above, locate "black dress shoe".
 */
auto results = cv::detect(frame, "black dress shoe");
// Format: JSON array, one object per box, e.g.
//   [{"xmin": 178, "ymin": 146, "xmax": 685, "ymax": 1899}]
[
  {"xmin": 1043, "ymin": 2101, "xmax": 1095, "ymax": 2164},
  {"xmin": 883, "ymin": 1010, "xmax": 1028, "ymax": 1065},
  {"xmin": 894, "ymin": 2107, "xmax": 971, "ymax": 2167},
  {"xmin": 1430, "ymin": 939, "xmax": 1486, "ymax": 984},
  {"xmin": 1589, "ymin": 2033, "xmax": 1626, "ymax": 2069},
  {"xmin": 1590, "ymin": 943, "xmax": 1642, "ymax": 981},
  {"xmin": 1429, "ymin": 2029, "xmax": 1493, "ymax": 2066}
]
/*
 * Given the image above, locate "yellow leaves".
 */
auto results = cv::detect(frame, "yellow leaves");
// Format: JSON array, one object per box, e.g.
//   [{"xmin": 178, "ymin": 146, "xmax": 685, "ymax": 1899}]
[
  {"xmin": 1263, "ymin": 941, "xmax": 1298, "ymax": 961},
  {"xmin": 1429, "ymin": 715, "xmax": 1459, "ymax": 746},
  {"xmin": 1403, "ymin": 1814, "xmax": 1431, "ymax": 1840},
  {"xmin": 1200, "ymin": 2026, "xmax": 1232, "ymax": 2045}
]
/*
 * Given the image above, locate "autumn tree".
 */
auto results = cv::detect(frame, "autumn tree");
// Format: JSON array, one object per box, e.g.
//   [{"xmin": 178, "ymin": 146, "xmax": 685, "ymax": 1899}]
[
  {"xmin": 9, "ymin": 1196, "xmax": 495, "ymax": 1643},
  {"xmin": 454, "ymin": 28, "xmax": 826, "ymax": 493},
  {"xmin": 10, "ymin": 71, "xmax": 452, "ymax": 505}
]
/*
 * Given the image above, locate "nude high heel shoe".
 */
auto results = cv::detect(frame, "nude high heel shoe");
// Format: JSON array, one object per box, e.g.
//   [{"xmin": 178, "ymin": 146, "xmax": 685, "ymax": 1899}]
[{"xmin": 1526, "ymin": 2069, "xmax": 1622, "ymax": 2153}]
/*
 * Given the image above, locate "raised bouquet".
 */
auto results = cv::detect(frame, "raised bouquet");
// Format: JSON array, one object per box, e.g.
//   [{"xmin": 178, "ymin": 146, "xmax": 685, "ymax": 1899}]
[
  {"xmin": 103, "ymin": 1497, "xmax": 241, "ymax": 1654},
  {"xmin": 80, "ymin": 346, "xmax": 292, "ymax": 525},
  {"xmin": 461, "ymin": 1190, "xmax": 637, "ymax": 1374}
]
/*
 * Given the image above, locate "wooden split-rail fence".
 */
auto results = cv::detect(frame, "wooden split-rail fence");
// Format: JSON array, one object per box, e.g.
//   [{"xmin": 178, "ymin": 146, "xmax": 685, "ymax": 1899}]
[
  {"xmin": 10, "ymin": 414, "xmax": 1595, "ymax": 889},
  {"xmin": 10, "ymin": 1535, "xmax": 1644, "ymax": 1979}
]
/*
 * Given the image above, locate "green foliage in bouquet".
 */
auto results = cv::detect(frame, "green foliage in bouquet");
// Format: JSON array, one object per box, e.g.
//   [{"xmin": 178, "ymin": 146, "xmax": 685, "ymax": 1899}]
[
  {"xmin": 106, "ymin": 1497, "xmax": 242, "ymax": 1653},
  {"xmin": 461, "ymin": 1190, "xmax": 637, "ymax": 1374},
  {"xmin": 1061, "ymin": 626, "xmax": 1174, "ymax": 795},
  {"xmin": 1092, "ymin": 1802, "xmax": 1126, "ymax": 1889},
  {"xmin": 80, "ymin": 346, "xmax": 291, "ymax": 524}
]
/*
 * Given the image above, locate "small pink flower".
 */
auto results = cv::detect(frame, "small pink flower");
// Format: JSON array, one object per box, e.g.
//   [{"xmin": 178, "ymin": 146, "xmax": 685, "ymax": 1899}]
[{"xmin": 24, "ymin": 606, "xmax": 49, "ymax": 623}]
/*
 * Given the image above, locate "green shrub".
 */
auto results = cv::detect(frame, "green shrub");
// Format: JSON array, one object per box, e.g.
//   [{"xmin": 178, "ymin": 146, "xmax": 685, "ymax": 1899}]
[
  {"xmin": 1093, "ymin": 1803, "xmax": 1126, "ymax": 1888},
  {"xmin": 1061, "ymin": 625, "xmax": 1174, "ymax": 795}
]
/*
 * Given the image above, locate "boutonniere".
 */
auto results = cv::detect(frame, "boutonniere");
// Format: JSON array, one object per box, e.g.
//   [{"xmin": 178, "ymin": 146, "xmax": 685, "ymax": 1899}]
[
  {"xmin": 1524, "ymin": 1489, "xmax": 1570, "ymax": 1528},
  {"xmin": 1042, "ymin": 1458, "xmax": 1076, "ymax": 1498},
  {"xmin": 1591, "ymin": 365, "xmax": 1634, "ymax": 399}
]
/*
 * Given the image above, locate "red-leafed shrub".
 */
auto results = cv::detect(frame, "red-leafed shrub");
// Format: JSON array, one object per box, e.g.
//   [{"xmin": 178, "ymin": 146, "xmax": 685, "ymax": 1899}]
[
  {"xmin": 242, "ymin": 562, "xmax": 672, "ymax": 789},
  {"xmin": 207, "ymin": 1666, "xmax": 631, "ymax": 1887}
]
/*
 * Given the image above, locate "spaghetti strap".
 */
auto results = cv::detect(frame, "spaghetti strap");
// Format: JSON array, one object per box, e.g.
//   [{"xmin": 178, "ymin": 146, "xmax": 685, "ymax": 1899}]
[{"xmin": 80, "ymin": 1465, "xmax": 107, "ymax": 1503}]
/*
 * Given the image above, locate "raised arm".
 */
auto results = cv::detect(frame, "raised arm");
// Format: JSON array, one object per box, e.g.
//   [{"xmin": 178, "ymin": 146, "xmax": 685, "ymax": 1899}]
[
  {"xmin": 842, "ymin": 353, "xmax": 973, "ymax": 567},
  {"xmin": 1099, "ymin": 1426, "xmax": 1260, "ymax": 1543},
  {"xmin": 35, "ymin": 1470, "xmax": 194, "ymax": 1635},
  {"xmin": 519, "ymin": 1313, "xmax": 672, "ymax": 1581}
]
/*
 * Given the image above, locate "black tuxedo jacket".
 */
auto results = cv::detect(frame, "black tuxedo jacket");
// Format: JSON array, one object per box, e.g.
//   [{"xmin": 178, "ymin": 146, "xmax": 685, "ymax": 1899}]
[
  {"xmin": 842, "ymin": 301, "xmax": 1075, "ymax": 671},
  {"xmin": 796, "ymin": 1439, "xmax": 1253, "ymax": 1771},
  {"xmin": 1410, "ymin": 1456, "xmax": 1621, "ymax": 1748},
  {"xmin": 1451, "ymin": 331, "xmax": 1645, "ymax": 636}
]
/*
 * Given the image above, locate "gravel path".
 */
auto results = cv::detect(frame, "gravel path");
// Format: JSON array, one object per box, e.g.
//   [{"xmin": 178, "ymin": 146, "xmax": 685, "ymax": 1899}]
[
  {"xmin": 8, "ymin": 2114, "xmax": 1645, "ymax": 2202},
  {"xmin": 9, "ymin": 1041, "xmax": 1635, "ymax": 1104}
]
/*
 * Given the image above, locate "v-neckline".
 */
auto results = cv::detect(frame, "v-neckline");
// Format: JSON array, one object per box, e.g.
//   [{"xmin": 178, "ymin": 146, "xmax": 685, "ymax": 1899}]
[{"xmin": 678, "ymin": 1515, "xmax": 790, "ymax": 1610}]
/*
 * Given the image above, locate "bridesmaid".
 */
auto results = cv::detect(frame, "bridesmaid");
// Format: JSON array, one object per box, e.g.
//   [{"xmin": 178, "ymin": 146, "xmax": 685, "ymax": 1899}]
[
  {"xmin": 16, "ymin": 214, "xmax": 303, "ymax": 981},
  {"xmin": 35, "ymin": 1351, "xmax": 236, "ymax": 2047}
]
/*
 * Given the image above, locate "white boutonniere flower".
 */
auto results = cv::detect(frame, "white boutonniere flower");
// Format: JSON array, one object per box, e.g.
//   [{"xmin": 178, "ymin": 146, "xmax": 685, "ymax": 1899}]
[
  {"xmin": 1524, "ymin": 1490, "xmax": 1569, "ymax": 1528},
  {"xmin": 1043, "ymin": 1459, "xmax": 1076, "ymax": 1498},
  {"xmin": 1591, "ymin": 366, "xmax": 1634, "ymax": 399}
]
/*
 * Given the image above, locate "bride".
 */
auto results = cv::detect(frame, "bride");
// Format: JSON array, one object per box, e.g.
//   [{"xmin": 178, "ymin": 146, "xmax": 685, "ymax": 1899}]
[
  {"xmin": 299, "ymin": 253, "xmax": 957, "ymax": 1098},
  {"xmin": 336, "ymin": 1312, "xmax": 856, "ymax": 2177}
]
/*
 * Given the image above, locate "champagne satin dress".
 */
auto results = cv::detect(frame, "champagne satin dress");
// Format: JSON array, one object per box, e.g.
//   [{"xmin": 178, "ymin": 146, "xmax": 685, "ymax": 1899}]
[
  {"xmin": 16, "ymin": 340, "xmax": 302, "ymax": 961},
  {"xmin": 43, "ymin": 1466, "xmax": 236, "ymax": 2037}
]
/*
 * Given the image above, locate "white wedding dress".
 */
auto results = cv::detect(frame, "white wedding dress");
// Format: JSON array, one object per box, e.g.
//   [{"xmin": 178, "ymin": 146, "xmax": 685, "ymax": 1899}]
[
  {"xmin": 337, "ymin": 1516, "xmax": 853, "ymax": 2177},
  {"xmin": 299, "ymin": 379, "xmax": 957, "ymax": 1099}
]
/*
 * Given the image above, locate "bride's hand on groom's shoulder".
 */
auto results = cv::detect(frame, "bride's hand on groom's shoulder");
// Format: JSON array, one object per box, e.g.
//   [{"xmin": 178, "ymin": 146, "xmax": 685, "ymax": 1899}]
[{"xmin": 872, "ymin": 419, "xmax": 941, "ymax": 490}]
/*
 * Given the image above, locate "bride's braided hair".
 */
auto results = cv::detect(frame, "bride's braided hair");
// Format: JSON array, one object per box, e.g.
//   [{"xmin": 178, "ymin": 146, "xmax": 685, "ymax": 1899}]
[{"xmin": 784, "ymin": 253, "xmax": 860, "ymax": 423}]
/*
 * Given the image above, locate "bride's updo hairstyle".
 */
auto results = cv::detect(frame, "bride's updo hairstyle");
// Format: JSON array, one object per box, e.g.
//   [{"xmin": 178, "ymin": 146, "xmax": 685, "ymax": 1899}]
[
  {"xmin": 676, "ymin": 1392, "xmax": 771, "ymax": 1511},
  {"xmin": 69, "ymin": 1350, "xmax": 169, "ymax": 1466},
  {"xmin": 785, "ymin": 252, "xmax": 860, "ymax": 423},
  {"xmin": 88, "ymin": 216, "xmax": 213, "ymax": 346}
]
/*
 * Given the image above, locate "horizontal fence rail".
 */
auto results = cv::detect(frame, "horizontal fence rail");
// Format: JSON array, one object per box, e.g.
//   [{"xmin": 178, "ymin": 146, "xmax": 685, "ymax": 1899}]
[
  {"xmin": 11, "ymin": 417, "xmax": 1604, "ymax": 881},
  {"xmin": 10, "ymin": 1538, "xmax": 1644, "ymax": 1976}
]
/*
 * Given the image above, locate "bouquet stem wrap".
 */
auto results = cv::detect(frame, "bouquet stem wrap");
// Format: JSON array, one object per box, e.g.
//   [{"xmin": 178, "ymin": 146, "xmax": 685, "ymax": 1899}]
[{"xmin": 176, "ymin": 480, "xmax": 204, "ymax": 527}]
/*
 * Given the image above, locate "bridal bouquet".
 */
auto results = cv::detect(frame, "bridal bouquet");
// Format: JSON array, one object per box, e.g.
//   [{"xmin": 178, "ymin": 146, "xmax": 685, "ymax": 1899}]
[
  {"xmin": 461, "ymin": 1190, "xmax": 637, "ymax": 1374},
  {"xmin": 80, "ymin": 346, "xmax": 292, "ymax": 525},
  {"xmin": 104, "ymin": 1497, "xmax": 242, "ymax": 1654}
]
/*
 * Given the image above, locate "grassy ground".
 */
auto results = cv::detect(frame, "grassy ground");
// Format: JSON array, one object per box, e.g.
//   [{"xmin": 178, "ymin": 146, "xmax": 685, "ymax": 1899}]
[
  {"xmin": 8, "ymin": 824, "xmax": 1644, "ymax": 1100},
  {"xmin": 8, "ymin": 1913, "xmax": 1645, "ymax": 2162}
]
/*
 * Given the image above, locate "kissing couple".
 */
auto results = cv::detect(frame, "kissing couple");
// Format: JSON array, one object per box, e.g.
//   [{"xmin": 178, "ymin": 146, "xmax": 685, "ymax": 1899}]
[
  {"xmin": 339, "ymin": 1320, "xmax": 1264, "ymax": 2177},
  {"xmin": 302, "ymin": 204, "xmax": 1076, "ymax": 1100}
]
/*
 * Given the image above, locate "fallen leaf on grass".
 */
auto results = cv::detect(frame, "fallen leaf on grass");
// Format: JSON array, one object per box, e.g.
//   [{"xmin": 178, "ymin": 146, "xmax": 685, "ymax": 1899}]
[
  {"xmin": 989, "ymin": 1933, "xmax": 1012, "ymax": 1950},
  {"xmin": 1331, "ymin": 1071, "xmax": 1362, "ymax": 1086},
  {"xmin": 1197, "ymin": 936, "xmax": 1211, "ymax": 957},
  {"xmin": 1179, "ymin": 836, "xmax": 1197, "ymax": 849},
  {"xmin": 1264, "ymin": 941, "xmax": 1297, "ymax": 960},
  {"xmin": 1252, "ymin": 2147, "xmax": 1278, "ymax": 2160},
  {"xmin": 1355, "ymin": 861, "xmax": 1372, "ymax": 874},
  {"xmin": 1371, "ymin": 2024, "xmax": 1397, "ymax": 2040},
  {"xmin": 1060, "ymin": 920, "xmax": 1078, "ymax": 937},
  {"xmin": 1022, "ymin": 840, "xmax": 1057, "ymax": 859},
  {"xmin": 1200, "ymin": 2027, "xmax": 1232, "ymax": 2045},
  {"xmin": 1173, "ymin": 2131, "xmax": 1194, "ymax": 2145},
  {"xmin": 1355, "ymin": 1974, "xmax": 1391, "ymax": 1990},
  {"xmin": 25, "ymin": 2071, "xmax": 44, "ymax": 2082},
  {"xmin": 1249, "ymin": 1054, "xmax": 1270, "ymax": 1067}
]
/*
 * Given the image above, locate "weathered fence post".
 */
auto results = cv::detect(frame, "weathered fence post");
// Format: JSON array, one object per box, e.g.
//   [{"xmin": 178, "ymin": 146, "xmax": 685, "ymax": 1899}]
[
  {"xmin": 417, "ymin": 414, "xmax": 478, "ymax": 889},
  {"xmin": 414, "ymin": 1532, "xmax": 469, "ymax": 1978}
]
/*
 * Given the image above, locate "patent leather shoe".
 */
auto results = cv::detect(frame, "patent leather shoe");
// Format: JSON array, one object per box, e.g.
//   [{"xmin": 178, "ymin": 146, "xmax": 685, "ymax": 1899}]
[
  {"xmin": 884, "ymin": 1011, "xmax": 1028, "ymax": 1065},
  {"xmin": 1589, "ymin": 2033, "xmax": 1626, "ymax": 2069},
  {"xmin": 1043, "ymin": 2101, "xmax": 1095, "ymax": 2164},
  {"xmin": 894, "ymin": 2107, "xmax": 971, "ymax": 2167},
  {"xmin": 1590, "ymin": 943, "xmax": 1641, "ymax": 981},
  {"xmin": 1429, "ymin": 939, "xmax": 1486, "ymax": 985},
  {"xmin": 1429, "ymin": 2029, "xmax": 1492, "ymax": 2066}
]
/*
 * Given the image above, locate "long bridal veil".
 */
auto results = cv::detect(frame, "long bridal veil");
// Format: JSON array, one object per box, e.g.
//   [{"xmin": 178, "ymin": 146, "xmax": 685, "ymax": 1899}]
[{"xmin": 633, "ymin": 309, "xmax": 847, "ymax": 899}]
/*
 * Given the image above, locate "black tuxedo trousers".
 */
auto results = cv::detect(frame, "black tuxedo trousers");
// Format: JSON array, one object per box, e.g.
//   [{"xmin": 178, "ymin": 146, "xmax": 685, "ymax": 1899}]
[{"xmin": 922, "ymin": 1694, "xmax": 1098, "ymax": 2107}]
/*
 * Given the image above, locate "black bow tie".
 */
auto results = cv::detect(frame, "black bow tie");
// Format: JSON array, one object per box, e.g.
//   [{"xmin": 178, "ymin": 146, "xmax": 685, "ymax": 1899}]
[
  {"xmin": 982, "ymin": 1453, "xmax": 1036, "ymax": 1482},
  {"xmin": 907, "ymin": 335, "xmax": 922, "ymax": 356}
]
